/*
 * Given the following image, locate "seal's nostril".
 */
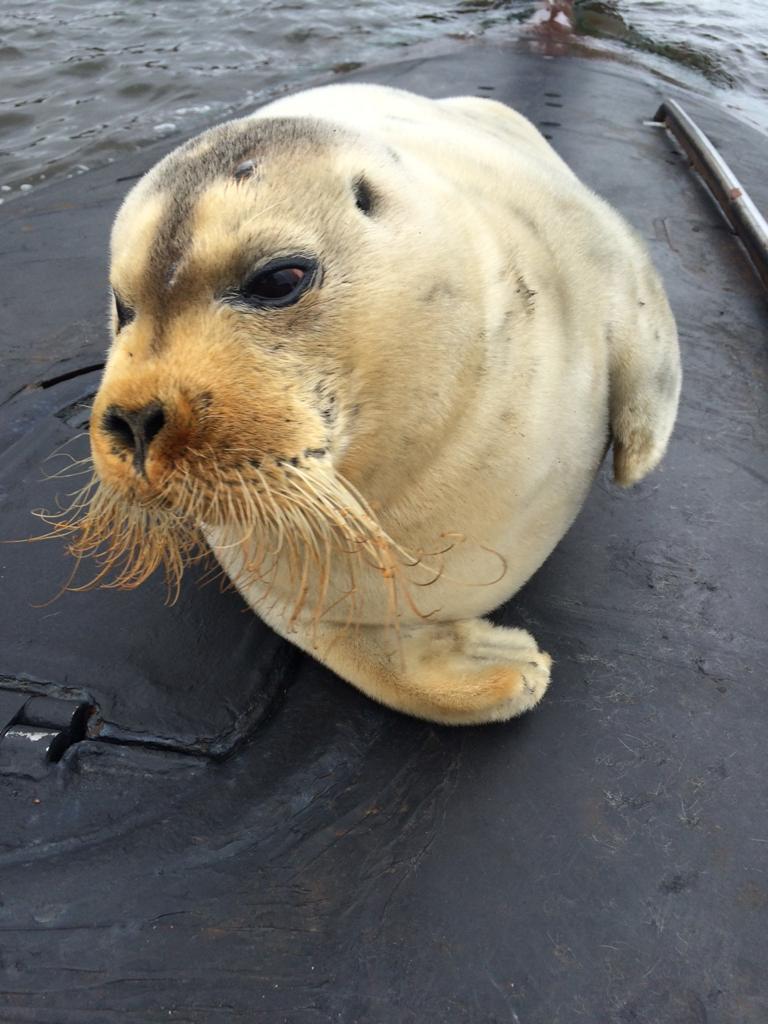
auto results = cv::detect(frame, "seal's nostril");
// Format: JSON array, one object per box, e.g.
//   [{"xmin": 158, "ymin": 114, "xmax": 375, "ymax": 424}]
[
  {"xmin": 102, "ymin": 402, "xmax": 167, "ymax": 472},
  {"xmin": 143, "ymin": 406, "xmax": 166, "ymax": 445},
  {"xmin": 102, "ymin": 409, "xmax": 136, "ymax": 451}
]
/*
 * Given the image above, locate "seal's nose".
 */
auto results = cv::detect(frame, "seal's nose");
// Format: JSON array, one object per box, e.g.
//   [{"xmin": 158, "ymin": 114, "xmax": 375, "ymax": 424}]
[{"xmin": 102, "ymin": 402, "xmax": 166, "ymax": 475}]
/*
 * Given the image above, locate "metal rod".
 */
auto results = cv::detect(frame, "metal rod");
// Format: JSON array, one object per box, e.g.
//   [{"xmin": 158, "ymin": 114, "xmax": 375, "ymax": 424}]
[{"xmin": 655, "ymin": 97, "xmax": 768, "ymax": 292}]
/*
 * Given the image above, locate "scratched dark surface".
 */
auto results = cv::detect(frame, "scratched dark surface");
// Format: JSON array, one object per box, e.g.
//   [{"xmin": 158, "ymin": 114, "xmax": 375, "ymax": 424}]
[{"xmin": 1, "ymin": 47, "xmax": 767, "ymax": 1024}]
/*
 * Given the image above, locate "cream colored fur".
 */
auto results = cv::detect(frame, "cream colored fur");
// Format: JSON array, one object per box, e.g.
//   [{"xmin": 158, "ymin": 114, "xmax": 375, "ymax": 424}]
[{"xmin": 99, "ymin": 83, "xmax": 680, "ymax": 725}]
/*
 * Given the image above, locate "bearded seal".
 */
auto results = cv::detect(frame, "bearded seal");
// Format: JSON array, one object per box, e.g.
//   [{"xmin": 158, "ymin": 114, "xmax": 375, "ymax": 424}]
[{"xmin": 67, "ymin": 83, "xmax": 680, "ymax": 725}]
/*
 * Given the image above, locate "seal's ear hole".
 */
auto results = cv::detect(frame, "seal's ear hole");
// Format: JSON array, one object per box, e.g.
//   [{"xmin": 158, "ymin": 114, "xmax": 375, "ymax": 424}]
[
  {"xmin": 353, "ymin": 176, "xmax": 375, "ymax": 216},
  {"xmin": 113, "ymin": 290, "xmax": 136, "ymax": 333}
]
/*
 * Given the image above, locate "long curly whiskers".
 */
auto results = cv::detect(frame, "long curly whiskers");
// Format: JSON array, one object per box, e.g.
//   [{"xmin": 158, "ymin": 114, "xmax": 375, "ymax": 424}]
[{"xmin": 30, "ymin": 451, "xmax": 507, "ymax": 642}]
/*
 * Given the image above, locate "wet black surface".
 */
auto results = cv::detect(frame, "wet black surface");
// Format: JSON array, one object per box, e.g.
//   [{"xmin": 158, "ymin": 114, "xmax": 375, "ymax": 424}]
[{"xmin": 1, "ymin": 47, "xmax": 767, "ymax": 1024}]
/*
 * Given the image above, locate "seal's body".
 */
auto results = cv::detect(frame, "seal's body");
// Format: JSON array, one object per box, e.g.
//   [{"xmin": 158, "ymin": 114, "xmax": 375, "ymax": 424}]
[{"xmin": 86, "ymin": 84, "xmax": 680, "ymax": 724}]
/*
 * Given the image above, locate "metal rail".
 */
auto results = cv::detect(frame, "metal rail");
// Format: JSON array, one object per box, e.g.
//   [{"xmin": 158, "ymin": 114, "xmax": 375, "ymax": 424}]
[{"xmin": 655, "ymin": 97, "xmax": 768, "ymax": 292}]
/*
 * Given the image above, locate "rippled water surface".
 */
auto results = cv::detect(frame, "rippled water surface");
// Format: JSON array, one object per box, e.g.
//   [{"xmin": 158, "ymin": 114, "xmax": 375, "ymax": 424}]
[{"xmin": 1, "ymin": 1, "xmax": 766, "ymax": 199}]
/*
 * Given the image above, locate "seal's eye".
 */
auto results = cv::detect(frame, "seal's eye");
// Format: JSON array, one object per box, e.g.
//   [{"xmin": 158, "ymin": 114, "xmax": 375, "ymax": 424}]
[
  {"xmin": 113, "ymin": 291, "xmax": 135, "ymax": 332},
  {"xmin": 237, "ymin": 258, "xmax": 317, "ymax": 309}
]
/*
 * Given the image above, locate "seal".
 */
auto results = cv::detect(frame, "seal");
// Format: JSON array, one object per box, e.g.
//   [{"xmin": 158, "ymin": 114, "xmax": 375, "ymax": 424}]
[{"xmin": 65, "ymin": 83, "xmax": 680, "ymax": 725}]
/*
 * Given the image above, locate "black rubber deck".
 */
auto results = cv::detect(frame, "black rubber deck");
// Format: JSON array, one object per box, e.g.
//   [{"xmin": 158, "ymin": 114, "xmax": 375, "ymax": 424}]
[{"xmin": 1, "ymin": 46, "xmax": 766, "ymax": 1024}]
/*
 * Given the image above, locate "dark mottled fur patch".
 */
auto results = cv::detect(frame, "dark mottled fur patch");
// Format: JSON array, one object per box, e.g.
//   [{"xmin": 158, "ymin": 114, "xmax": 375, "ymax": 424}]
[
  {"xmin": 515, "ymin": 272, "xmax": 537, "ymax": 315},
  {"xmin": 313, "ymin": 380, "xmax": 338, "ymax": 424},
  {"xmin": 422, "ymin": 281, "xmax": 456, "ymax": 304}
]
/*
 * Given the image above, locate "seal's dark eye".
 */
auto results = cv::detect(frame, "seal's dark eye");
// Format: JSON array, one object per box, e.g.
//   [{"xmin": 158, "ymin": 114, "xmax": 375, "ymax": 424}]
[
  {"xmin": 247, "ymin": 267, "xmax": 305, "ymax": 300},
  {"xmin": 237, "ymin": 258, "xmax": 317, "ymax": 309},
  {"xmin": 113, "ymin": 291, "xmax": 135, "ymax": 332}
]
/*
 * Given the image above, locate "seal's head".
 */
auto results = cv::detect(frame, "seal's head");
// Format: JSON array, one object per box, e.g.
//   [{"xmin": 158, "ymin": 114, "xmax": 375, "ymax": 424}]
[
  {"xmin": 66, "ymin": 113, "xmax": 454, "ymax": 599},
  {"xmin": 96, "ymin": 117, "xmax": 382, "ymax": 496}
]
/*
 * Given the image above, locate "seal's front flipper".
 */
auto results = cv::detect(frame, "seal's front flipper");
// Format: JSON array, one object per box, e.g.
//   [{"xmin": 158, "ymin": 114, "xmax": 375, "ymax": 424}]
[
  {"xmin": 296, "ymin": 617, "xmax": 551, "ymax": 726},
  {"xmin": 608, "ymin": 270, "xmax": 681, "ymax": 486}
]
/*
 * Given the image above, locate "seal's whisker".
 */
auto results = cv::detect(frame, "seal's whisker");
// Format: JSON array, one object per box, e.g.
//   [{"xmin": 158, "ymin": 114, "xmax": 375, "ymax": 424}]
[
  {"xmin": 42, "ymin": 452, "xmax": 92, "ymax": 469},
  {"xmin": 284, "ymin": 465, "xmax": 421, "ymax": 628},
  {"xmin": 255, "ymin": 468, "xmax": 287, "ymax": 558},
  {"xmin": 41, "ymin": 432, "xmax": 91, "ymax": 463},
  {"xmin": 39, "ymin": 452, "xmax": 95, "ymax": 481},
  {"xmin": 41, "ymin": 466, "xmax": 96, "ymax": 481},
  {"xmin": 30, "ymin": 548, "xmax": 88, "ymax": 610},
  {"xmin": 287, "ymin": 547, "xmax": 312, "ymax": 629},
  {"xmin": 308, "ymin": 528, "xmax": 334, "ymax": 647}
]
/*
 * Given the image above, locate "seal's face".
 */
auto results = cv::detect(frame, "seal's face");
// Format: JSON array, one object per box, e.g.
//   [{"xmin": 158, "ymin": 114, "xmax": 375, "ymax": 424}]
[
  {"xmin": 71, "ymin": 115, "xmax": 425, "ymax": 592},
  {"xmin": 94, "ymin": 118, "xmax": 384, "ymax": 511}
]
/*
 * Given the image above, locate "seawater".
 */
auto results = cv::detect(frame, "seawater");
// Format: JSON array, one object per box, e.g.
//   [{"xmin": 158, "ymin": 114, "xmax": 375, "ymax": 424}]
[{"xmin": 1, "ymin": 0, "xmax": 766, "ymax": 200}]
